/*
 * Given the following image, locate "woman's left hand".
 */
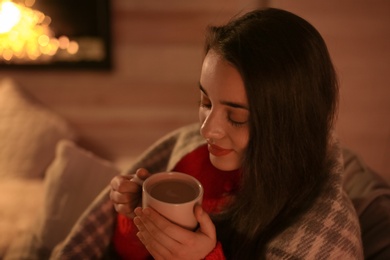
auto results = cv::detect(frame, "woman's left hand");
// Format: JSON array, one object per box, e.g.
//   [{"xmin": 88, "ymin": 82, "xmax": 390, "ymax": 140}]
[{"xmin": 134, "ymin": 205, "xmax": 217, "ymax": 260}]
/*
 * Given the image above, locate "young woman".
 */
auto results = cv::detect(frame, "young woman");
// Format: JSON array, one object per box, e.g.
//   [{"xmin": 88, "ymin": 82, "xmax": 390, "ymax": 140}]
[{"xmin": 50, "ymin": 8, "xmax": 363, "ymax": 259}]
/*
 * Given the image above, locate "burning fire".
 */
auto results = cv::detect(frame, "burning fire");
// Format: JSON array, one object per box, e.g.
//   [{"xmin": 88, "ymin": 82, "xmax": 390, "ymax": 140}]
[{"xmin": 0, "ymin": 0, "xmax": 78, "ymax": 62}]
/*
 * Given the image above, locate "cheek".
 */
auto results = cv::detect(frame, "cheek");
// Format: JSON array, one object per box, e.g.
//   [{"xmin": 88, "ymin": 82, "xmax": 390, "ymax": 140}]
[{"xmin": 236, "ymin": 129, "xmax": 249, "ymax": 152}]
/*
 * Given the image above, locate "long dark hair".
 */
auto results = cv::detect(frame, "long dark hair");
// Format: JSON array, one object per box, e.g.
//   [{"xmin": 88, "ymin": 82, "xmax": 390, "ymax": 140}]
[{"xmin": 205, "ymin": 8, "xmax": 339, "ymax": 258}]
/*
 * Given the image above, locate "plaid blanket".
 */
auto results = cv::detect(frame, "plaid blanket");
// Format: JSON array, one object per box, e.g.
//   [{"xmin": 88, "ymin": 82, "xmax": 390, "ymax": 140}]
[{"xmin": 50, "ymin": 123, "xmax": 363, "ymax": 259}]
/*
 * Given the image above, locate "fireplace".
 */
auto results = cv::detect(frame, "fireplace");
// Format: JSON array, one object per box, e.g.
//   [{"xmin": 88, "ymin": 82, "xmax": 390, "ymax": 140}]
[{"xmin": 0, "ymin": 0, "xmax": 111, "ymax": 69}]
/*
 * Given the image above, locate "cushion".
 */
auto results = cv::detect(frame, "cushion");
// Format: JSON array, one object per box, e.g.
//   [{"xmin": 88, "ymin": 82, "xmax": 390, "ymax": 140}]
[
  {"xmin": 0, "ymin": 77, "xmax": 77, "ymax": 179},
  {"xmin": 4, "ymin": 140, "xmax": 119, "ymax": 259},
  {"xmin": 0, "ymin": 179, "xmax": 45, "ymax": 258},
  {"xmin": 342, "ymin": 147, "xmax": 390, "ymax": 259}
]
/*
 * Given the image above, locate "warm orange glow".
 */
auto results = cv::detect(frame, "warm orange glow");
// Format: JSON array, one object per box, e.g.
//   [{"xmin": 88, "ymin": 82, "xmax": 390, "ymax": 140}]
[
  {"xmin": 58, "ymin": 35, "xmax": 70, "ymax": 49},
  {"xmin": 24, "ymin": 0, "xmax": 35, "ymax": 7},
  {"xmin": 0, "ymin": 0, "xmax": 78, "ymax": 62},
  {"xmin": 0, "ymin": 1, "xmax": 21, "ymax": 33},
  {"xmin": 67, "ymin": 41, "xmax": 79, "ymax": 54}
]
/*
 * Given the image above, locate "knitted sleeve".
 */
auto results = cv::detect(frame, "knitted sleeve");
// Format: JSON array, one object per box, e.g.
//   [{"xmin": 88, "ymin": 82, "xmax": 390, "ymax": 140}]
[{"xmin": 205, "ymin": 242, "xmax": 226, "ymax": 260}]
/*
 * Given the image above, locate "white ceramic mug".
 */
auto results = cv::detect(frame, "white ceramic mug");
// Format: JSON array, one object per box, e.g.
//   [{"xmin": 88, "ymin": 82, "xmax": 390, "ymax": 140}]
[{"xmin": 135, "ymin": 172, "xmax": 203, "ymax": 230}]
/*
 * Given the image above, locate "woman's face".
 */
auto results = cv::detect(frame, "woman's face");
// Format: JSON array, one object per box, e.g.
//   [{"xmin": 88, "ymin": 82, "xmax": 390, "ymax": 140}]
[{"xmin": 199, "ymin": 50, "xmax": 249, "ymax": 171}]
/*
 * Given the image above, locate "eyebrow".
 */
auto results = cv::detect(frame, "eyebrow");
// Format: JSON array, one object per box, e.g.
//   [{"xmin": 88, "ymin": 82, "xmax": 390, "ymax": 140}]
[{"xmin": 199, "ymin": 83, "xmax": 249, "ymax": 110}]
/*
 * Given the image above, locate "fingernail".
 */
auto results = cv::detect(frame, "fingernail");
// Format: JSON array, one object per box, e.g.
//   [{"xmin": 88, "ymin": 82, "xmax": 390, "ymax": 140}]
[{"xmin": 134, "ymin": 207, "xmax": 142, "ymax": 216}]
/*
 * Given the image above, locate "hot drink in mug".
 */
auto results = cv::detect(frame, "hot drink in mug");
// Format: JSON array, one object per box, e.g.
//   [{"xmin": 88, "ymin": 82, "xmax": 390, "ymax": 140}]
[{"xmin": 139, "ymin": 172, "xmax": 203, "ymax": 230}]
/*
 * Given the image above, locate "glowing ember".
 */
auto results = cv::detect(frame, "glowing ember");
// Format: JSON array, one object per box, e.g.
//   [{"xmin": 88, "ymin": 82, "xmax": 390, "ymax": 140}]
[{"xmin": 0, "ymin": 0, "xmax": 78, "ymax": 62}]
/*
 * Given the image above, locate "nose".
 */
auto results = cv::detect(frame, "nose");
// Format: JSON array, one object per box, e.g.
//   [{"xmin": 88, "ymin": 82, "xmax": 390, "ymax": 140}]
[{"xmin": 200, "ymin": 110, "xmax": 225, "ymax": 140}]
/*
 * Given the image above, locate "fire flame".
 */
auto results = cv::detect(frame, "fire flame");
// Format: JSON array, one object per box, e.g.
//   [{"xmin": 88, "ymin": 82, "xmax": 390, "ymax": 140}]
[{"xmin": 0, "ymin": 0, "xmax": 78, "ymax": 62}]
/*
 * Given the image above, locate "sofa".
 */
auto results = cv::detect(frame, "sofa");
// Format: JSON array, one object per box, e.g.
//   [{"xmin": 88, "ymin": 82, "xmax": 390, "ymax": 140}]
[
  {"xmin": 0, "ymin": 77, "xmax": 389, "ymax": 259},
  {"xmin": 0, "ymin": 77, "xmax": 122, "ymax": 258}
]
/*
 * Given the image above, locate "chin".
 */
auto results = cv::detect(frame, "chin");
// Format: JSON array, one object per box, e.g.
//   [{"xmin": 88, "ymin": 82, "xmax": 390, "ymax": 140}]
[{"xmin": 210, "ymin": 155, "xmax": 240, "ymax": 171}]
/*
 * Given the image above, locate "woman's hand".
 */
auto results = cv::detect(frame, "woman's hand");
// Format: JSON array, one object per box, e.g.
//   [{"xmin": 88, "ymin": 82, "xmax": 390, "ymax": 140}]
[
  {"xmin": 110, "ymin": 168, "xmax": 151, "ymax": 218},
  {"xmin": 134, "ymin": 205, "xmax": 217, "ymax": 260}
]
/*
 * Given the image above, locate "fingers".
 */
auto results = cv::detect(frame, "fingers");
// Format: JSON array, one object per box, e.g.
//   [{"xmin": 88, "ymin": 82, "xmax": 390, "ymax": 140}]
[
  {"xmin": 110, "ymin": 168, "xmax": 150, "ymax": 218},
  {"xmin": 134, "ymin": 209, "xmax": 174, "ymax": 258},
  {"xmin": 110, "ymin": 168, "xmax": 150, "ymax": 195},
  {"xmin": 110, "ymin": 176, "xmax": 138, "ymax": 204},
  {"xmin": 135, "ymin": 168, "xmax": 151, "ymax": 180},
  {"xmin": 114, "ymin": 203, "xmax": 134, "ymax": 218},
  {"xmin": 134, "ymin": 207, "xmax": 193, "ymax": 244},
  {"xmin": 134, "ymin": 207, "xmax": 180, "ymax": 259},
  {"xmin": 194, "ymin": 205, "xmax": 216, "ymax": 241},
  {"xmin": 111, "ymin": 168, "xmax": 150, "ymax": 192},
  {"xmin": 130, "ymin": 168, "xmax": 151, "ymax": 186},
  {"xmin": 111, "ymin": 175, "xmax": 137, "ymax": 193},
  {"xmin": 134, "ymin": 206, "xmax": 217, "ymax": 259}
]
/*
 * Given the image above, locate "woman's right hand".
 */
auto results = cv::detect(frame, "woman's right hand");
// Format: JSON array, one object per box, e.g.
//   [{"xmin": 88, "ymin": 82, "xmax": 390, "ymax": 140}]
[{"xmin": 110, "ymin": 168, "xmax": 151, "ymax": 218}]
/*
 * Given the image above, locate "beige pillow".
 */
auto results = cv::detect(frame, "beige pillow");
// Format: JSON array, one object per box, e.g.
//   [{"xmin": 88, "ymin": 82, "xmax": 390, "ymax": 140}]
[
  {"xmin": 0, "ymin": 179, "xmax": 45, "ymax": 258},
  {"xmin": 4, "ymin": 140, "xmax": 119, "ymax": 259},
  {"xmin": 0, "ymin": 77, "xmax": 77, "ymax": 179}
]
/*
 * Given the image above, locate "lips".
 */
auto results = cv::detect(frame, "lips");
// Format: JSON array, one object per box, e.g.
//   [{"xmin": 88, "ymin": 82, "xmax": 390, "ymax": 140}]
[{"xmin": 208, "ymin": 144, "xmax": 233, "ymax": 157}]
